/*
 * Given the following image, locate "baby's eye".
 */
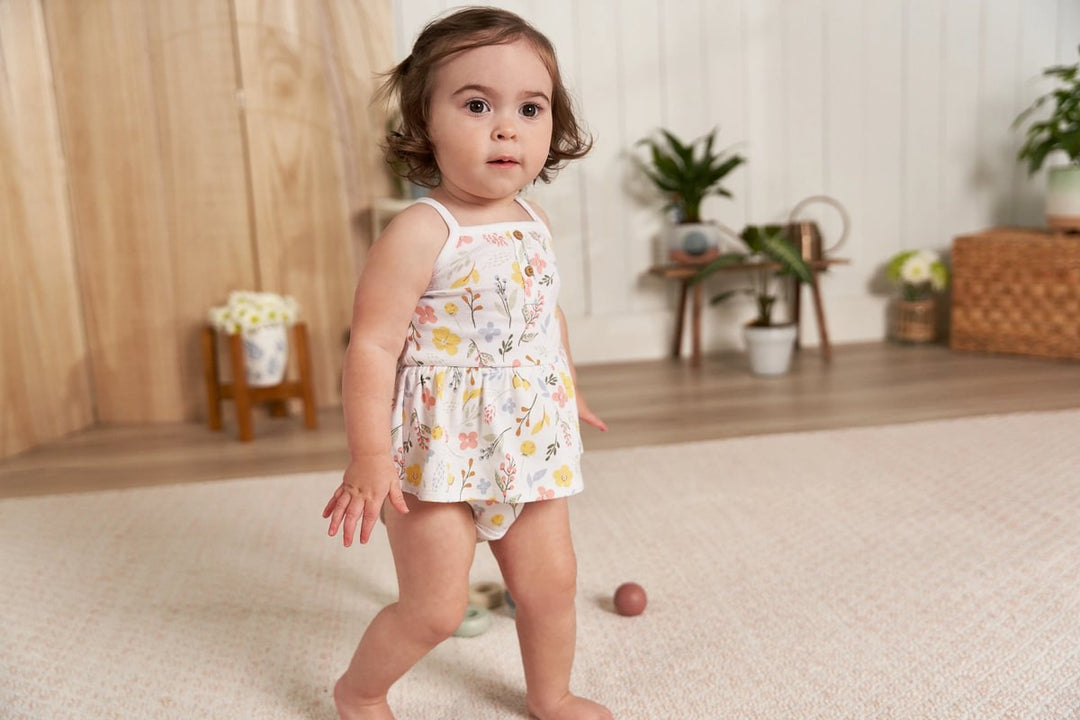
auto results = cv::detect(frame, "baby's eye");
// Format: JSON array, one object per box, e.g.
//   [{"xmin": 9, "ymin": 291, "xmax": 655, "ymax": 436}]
[
  {"xmin": 466, "ymin": 99, "xmax": 490, "ymax": 114},
  {"xmin": 520, "ymin": 103, "xmax": 542, "ymax": 118}
]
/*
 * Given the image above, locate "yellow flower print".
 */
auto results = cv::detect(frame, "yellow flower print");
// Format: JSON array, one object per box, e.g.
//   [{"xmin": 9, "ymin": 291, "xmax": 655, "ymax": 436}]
[
  {"xmin": 560, "ymin": 372, "xmax": 575, "ymax": 399},
  {"xmin": 511, "ymin": 262, "xmax": 525, "ymax": 288},
  {"xmin": 512, "ymin": 372, "xmax": 531, "ymax": 389},
  {"xmin": 444, "ymin": 302, "xmax": 458, "ymax": 316},
  {"xmin": 434, "ymin": 370, "xmax": 446, "ymax": 400},
  {"xmin": 451, "ymin": 266, "xmax": 481, "ymax": 289},
  {"xmin": 404, "ymin": 464, "xmax": 422, "ymax": 487},
  {"xmin": 491, "ymin": 514, "xmax": 505, "ymax": 527},
  {"xmin": 432, "ymin": 327, "xmax": 461, "ymax": 355},
  {"xmin": 520, "ymin": 440, "xmax": 536, "ymax": 456},
  {"xmin": 432, "ymin": 425, "xmax": 444, "ymax": 440},
  {"xmin": 553, "ymin": 465, "xmax": 573, "ymax": 488}
]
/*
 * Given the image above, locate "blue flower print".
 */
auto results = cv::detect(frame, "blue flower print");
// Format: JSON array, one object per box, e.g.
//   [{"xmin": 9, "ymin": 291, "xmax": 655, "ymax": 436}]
[
  {"xmin": 501, "ymin": 397, "xmax": 516, "ymax": 413},
  {"xmin": 475, "ymin": 478, "xmax": 491, "ymax": 494},
  {"xmin": 479, "ymin": 321, "xmax": 502, "ymax": 342}
]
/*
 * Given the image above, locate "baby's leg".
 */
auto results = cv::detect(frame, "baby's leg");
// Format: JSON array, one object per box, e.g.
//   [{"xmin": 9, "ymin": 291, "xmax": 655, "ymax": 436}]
[
  {"xmin": 334, "ymin": 494, "xmax": 476, "ymax": 719},
  {"xmin": 489, "ymin": 499, "xmax": 613, "ymax": 720}
]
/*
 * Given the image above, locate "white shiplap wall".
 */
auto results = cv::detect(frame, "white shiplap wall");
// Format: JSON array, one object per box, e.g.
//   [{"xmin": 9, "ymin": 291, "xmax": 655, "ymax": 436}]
[{"xmin": 393, "ymin": 0, "xmax": 1080, "ymax": 363}]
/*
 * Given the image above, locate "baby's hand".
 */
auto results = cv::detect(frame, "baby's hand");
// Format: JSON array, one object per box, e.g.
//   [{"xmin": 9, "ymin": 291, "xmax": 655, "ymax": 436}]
[
  {"xmin": 322, "ymin": 457, "xmax": 409, "ymax": 547},
  {"xmin": 576, "ymin": 395, "xmax": 608, "ymax": 432}
]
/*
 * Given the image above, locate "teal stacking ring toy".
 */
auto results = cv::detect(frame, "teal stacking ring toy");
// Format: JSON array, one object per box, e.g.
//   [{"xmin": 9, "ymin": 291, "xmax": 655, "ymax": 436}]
[{"xmin": 453, "ymin": 604, "xmax": 491, "ymax": 638}]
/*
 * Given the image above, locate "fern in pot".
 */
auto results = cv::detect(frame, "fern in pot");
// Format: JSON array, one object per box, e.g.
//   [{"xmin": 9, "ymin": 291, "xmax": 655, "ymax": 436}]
[
  {"xmin": 689, "ymin": 225, "xmax": 815, "ymax": 375},
  {"xmin": 1014, "ymin": 44, "xmax": 1080, "ymax": 230},
  {"xmin": 637, "ymin": 127, "xmax": 745, "ymax": 263}
]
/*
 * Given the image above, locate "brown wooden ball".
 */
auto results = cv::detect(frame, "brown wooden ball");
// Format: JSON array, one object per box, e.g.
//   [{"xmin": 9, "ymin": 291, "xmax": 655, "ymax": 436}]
[{"xmin": 613, "ymin": 582, "xmax": 647, "ymax": 616}]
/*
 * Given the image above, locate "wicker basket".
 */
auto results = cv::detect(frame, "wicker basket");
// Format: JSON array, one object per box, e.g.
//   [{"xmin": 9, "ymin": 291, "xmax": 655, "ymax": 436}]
[
  {"xmin": 950, "ymin": 228, "xmax": 1080, "ymax": 360},
  {"xmin": 892, "ymin": 299, "xmax": 937, "ymax": 343}
]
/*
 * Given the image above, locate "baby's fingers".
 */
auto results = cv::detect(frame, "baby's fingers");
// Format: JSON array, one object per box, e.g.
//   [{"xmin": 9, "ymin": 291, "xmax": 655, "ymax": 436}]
[
  {"xmin": 387, "ymin": 481, "xmax": 410, "ymax": 516},
  {"xmin": 357, "ymin": 501, "xmax": 384, "ymax": 546},
  {"xmin": 327, "ymin": 490, "xmax": 353, "ymax": 538},
  {"xmin": 322, "ymin": 486, "xmax": 344, "ymax": 519},
  {"xmin": 342, "ymin": 500, "xmax": 369, "ymax": 547}
]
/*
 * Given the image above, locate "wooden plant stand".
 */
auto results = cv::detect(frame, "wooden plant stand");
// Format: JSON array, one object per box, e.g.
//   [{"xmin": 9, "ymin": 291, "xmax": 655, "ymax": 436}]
[{"xmin": 201, "ymin": 322, "xmax": 317, "ymax": 441}]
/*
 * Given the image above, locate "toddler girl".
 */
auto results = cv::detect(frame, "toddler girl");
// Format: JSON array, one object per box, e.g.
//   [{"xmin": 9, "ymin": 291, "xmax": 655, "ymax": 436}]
[{"xmin": 322, "ymin": 7, "xmax": 612, "ymax": 720}]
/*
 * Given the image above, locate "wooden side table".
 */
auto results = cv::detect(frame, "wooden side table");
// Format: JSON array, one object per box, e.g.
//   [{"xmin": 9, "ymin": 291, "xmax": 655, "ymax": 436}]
[
  {"xmin": 648, "ymin": 258, "xmax": 847, "ymax": 367},
  {"xmin": 201, "ymin": 322, "xmax": 318, "ymax": 441}
]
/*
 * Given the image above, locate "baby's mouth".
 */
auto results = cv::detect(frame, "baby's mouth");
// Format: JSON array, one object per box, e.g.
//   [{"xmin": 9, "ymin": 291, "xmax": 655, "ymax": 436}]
[{"xmin": 488, "ymin": 157, "xmax": 519, "ymax": 166}]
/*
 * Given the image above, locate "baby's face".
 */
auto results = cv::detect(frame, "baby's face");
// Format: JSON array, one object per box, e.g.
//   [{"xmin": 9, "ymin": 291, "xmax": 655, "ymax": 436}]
[{"xmin": 427, "ymin": 38, "xmax": 554, "ymax": 204}]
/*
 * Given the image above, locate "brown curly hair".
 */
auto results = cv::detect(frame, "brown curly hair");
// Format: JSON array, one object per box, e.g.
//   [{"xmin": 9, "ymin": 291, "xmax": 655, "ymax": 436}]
[{"xmin": 377, "ymin": 6, "xmax": 591, "ymax": 189}]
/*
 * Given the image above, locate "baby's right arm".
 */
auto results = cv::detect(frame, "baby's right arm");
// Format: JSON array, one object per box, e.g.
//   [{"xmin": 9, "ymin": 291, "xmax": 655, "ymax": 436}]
[{"xmin": 323, "ymin": 203, "xmax": 448, "ymax": 547}]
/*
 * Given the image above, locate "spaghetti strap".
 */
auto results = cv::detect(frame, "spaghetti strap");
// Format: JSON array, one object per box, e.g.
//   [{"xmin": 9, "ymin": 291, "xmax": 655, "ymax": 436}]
[
  {"xmin": 413, "ymin": 197, "xmax": 460, "ymax": 233},
  {"xmin": 514, "ymin": 195, "xmax": 546, "ymax": 227}
]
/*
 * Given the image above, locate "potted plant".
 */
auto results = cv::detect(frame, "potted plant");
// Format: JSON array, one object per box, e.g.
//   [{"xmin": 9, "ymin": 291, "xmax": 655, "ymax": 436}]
[
  {"xmin": 885, "ymin": 249, "xmax": 949, "ymax": 344},
  {"xmin": 208, "ymin": 291, "xmax": 300, "ymax": 387},
  {"xmin": 1014, "ymin": 45, "xmax": 1080, "ymax": 230},
  {"xmin": 637, "ymin": 127, "xmax": 745, "ymax": 263},
  {"xmin": 689, "ymin": 225, "xmax": 815, "ymax": 375}
]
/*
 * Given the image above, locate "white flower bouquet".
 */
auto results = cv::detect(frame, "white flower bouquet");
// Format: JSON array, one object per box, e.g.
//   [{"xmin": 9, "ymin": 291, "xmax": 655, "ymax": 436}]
[
  {"xmin": 886, "ymin": 249, "xmax": 950, "ymax": 301},
  {"xmin": 208, "ymin": 291, "xmax": 299, "ymax": 335}
]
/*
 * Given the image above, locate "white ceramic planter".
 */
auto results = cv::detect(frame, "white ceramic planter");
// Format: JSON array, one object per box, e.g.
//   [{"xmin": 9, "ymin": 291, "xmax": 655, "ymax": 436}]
[
  {"xmin": 743, "ymin": 324, "xmax": 797, "ymax": 376},
  {"xmin": 243, "ymin": 324, "xmax": 289, "ymax": 387},
  {"xmin": 1046, "ymin": 165, "xmax": 1080, "ymax": 231}
]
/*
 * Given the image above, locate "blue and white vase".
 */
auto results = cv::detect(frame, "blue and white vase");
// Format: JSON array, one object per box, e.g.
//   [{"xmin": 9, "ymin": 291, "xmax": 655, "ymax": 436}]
[{"xmin": 243, "ymin": 325, "xmax": 289, "ymax": 387}]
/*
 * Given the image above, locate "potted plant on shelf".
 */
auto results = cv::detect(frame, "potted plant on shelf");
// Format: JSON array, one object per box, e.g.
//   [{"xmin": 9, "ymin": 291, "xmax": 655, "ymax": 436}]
[
  {"xmin": 689, "ymin": 225, "xmax": 815, "ymax": 375},
  {"xmin": 1014, "ymin": 45, "xmax": 1080, "ymax": 230},
  {"xmin": 885, "ymin": 249, "xmax": 949, "ymax": 344},
  {"xmin": 637, "ymin": 127, "xmax": 745, "ymax": 263},
  {"xmin": 208, "ymin": 291, "xmax": 300, "ymax": 387}
]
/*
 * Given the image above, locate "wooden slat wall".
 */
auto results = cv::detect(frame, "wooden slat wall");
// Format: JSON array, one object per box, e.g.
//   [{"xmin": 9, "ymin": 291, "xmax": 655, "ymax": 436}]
[
  {"xmin": 142, "ymin": 0, "xmax": 258, "ymax": 418},
  {"xmin": 0, "ymin": 0, "xmax": 93, "ymax": 458},
  {"xmin": 2, "ymin": 0, "xmax": 393, "ymax": 459},
  {"xmin": 45, "ymin": 0, "xmax": 185, "ymax": 422},
  {"xmin": 235, "ymin": 0, "xmax": 392, "ymax": 410}
]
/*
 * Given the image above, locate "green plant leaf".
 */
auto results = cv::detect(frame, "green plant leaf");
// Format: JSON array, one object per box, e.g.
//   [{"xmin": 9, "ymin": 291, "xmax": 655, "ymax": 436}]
[{"xmin": 688, "ymin": 252, "xmax": 750, "ymax": 285}]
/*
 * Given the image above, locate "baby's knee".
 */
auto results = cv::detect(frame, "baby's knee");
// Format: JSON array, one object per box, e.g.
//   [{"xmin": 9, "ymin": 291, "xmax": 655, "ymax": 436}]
[
  {"xmin": 512, "ymin": 553, "xmax": 578, "ymax": 610},
  {"xmin": 400, "ymin": 595, "xmax": 469, "ymax": 642}
]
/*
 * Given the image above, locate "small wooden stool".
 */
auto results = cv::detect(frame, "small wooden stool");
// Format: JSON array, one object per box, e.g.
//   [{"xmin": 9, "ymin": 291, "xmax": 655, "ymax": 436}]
[{"xmin": 201, "ymin": 322, "xmax": 318, "ymax": 441}]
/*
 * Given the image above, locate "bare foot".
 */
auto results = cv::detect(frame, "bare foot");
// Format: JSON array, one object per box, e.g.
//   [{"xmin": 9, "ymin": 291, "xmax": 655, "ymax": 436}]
[
  {"xmin": 529, "ymin": 693, "xmax": 613, "ymax": 720},
  {"xmin": 333, "ymin": 677, "xmax": 395, "ymax": 720}
]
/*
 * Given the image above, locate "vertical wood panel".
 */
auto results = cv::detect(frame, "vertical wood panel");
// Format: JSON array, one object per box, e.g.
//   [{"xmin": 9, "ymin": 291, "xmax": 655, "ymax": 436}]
[
  {"xmin": 744, "ymin": 0, "xmax": 786, "ymax": 222},
  {"xmin": 822, "ymin": 0, "xmax": 866, "ymax": 299},
  {"xmin": 783, "ymin": 0, "xmax": 825, "ymax": 210},
  {"xmin": 974, "ymin": 0, "xmax": 1023, "ymax": 225},
  {"xmin": 1012, "ymin": 1, "xmax": 1060, "ymax": 226},
  {"xmin": 321, "ymin": 0, "xmax": 396, "ymax": 276},
  {"xmin": 861, "ymin": 2, "xmax": 904, "ymax": 261},
  {"xmin": 235, "ymin": 0, "xmax": 391, "ymax": 409},
  {"xmin": 621, "ymin": 0, "xmax": 668, "ymax": 312},
  {"xmin": 144, "ymin": 0, "xmax": 257, "ymax": 419},
  {"xmin": 940, "ymin": 0, "xmax": 982, "ymax": 240},
  {"xmin": 575, "ymin": 0, "xmax": 625, "ymax": 316},
  {"xmin": 45, "ymin": 0, "xmax": 185, "ymax": 423},
  {"xmin": 0, "ymin": 0, "xmax": 92, "ymax": 458},
  {"xmin": 902, "ymin": 0, "xmax": 944, "ymax": 251}
]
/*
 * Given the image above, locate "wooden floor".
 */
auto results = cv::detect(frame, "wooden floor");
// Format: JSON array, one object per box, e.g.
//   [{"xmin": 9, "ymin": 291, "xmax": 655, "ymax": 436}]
[{"xmin": 3, "ymin": 342, "xmax": 1079, "ymax": 499}]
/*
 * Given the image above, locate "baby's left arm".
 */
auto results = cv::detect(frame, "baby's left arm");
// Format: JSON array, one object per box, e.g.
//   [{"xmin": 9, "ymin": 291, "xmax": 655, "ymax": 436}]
[{"xmin": 556, "ymin": 304, "xmax": 607, "ymax": 433}]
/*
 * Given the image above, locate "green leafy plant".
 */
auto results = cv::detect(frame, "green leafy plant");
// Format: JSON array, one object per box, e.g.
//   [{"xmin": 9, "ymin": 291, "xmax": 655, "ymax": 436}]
[
  {"xmin": 1014, "ymin": 45, "xmax": 1080, "ymax": 173},
  {"xmin": 637, "ymin": 128, "xmax": 745, "ymax": 223},
  {"xmin": 885, "ymin": 249, "xmax": 949, "ymax": 301},
  {"xmin": 689, "ymin": 225, "xmax": 814, "ymax": 327}
]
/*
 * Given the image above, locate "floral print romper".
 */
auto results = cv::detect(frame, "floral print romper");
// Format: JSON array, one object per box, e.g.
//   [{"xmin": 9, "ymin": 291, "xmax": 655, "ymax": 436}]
[{"xmin": 391, "ymin": 196, "xmax": 584, "ymax": 541}]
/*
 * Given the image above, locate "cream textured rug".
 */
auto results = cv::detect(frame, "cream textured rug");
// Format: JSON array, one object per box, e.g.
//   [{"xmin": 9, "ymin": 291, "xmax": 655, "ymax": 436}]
[{"xmin": 2, "ymin": 411, "xmax": 1079, "ymax": 720}]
